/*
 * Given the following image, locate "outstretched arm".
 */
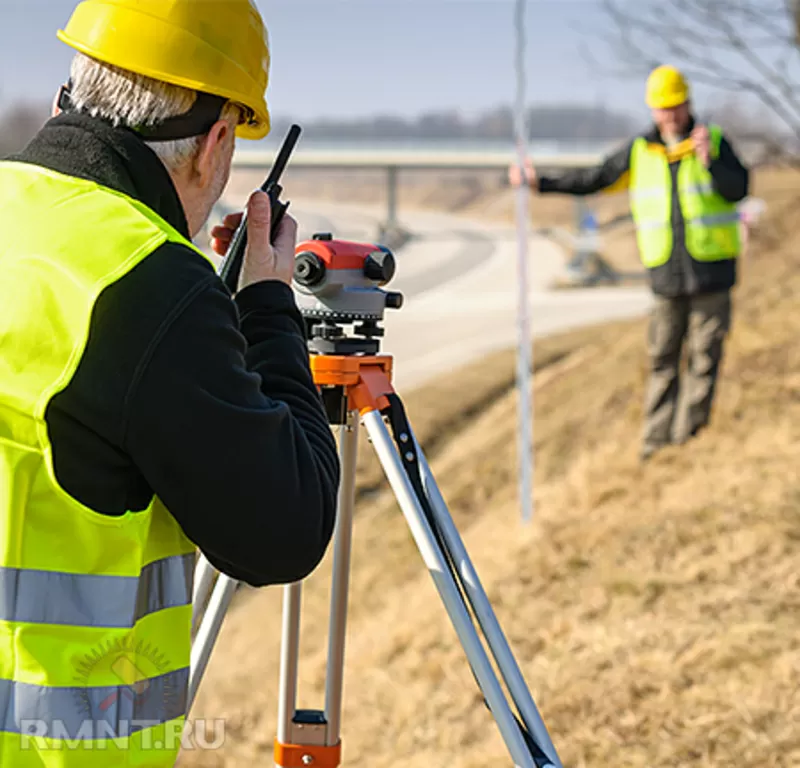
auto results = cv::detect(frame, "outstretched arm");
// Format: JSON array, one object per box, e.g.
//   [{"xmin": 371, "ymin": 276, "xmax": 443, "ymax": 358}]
[{"xmin": 536, "ymin": 140, "xmax": 634, "ymax": 196}]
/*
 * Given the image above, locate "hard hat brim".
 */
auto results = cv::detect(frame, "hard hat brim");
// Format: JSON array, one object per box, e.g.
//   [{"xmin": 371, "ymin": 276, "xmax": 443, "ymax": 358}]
[
  {"xmin": 57, "ymin": 20, "xmax": 271, "ymax": 141},
  {"xmin": 646, "ymin": 92, "xmax": 688, "ymax": 110}
]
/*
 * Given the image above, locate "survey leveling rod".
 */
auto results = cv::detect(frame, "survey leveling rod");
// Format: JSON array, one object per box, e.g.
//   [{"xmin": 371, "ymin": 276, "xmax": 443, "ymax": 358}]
[{"xmin": 513, "ymin": 0, "xmax": 534, "ymax": 525}]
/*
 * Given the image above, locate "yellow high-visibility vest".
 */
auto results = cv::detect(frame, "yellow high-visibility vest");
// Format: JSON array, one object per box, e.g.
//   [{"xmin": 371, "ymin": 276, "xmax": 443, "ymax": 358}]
[
  {"xmin": 629, "ymin": 124, "xmax": 742, "ymax": 269},
  {"xmin": 0, "ymin": 161, "xmax": 207, "ymax": 766}
]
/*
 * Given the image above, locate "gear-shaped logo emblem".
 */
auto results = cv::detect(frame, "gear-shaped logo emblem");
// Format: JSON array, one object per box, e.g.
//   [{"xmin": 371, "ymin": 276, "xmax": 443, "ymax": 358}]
[{"xmin": 73, "ymin": 637, "xmax": 180, "ymax": 738}]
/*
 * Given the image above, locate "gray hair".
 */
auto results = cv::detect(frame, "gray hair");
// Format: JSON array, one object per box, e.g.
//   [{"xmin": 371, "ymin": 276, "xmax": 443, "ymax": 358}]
[{"xmin": 68, "ymin": 53, "xmax": 242, "ymax": 172}]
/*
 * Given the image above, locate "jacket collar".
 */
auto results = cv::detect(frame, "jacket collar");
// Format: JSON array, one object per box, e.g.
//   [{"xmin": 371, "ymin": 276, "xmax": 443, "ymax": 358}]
[{"xmin": 11, "ymin": 112, "xmax": 190, "ymax": 239}]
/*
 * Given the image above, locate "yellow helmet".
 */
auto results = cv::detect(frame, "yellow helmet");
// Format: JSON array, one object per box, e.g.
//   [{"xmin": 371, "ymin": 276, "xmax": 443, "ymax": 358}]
[
  {"xmin": 57, "ymin": 0, "xmax": 271, "ymax": 140},
  {"xmin": 645, "ymin": 65, "xmax": 689, "ymax": 110}
]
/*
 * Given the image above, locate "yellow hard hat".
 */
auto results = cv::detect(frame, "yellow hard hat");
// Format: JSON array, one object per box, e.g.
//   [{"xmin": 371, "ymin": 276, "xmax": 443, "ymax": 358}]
[
  {"xmin": 57, "ymin": 0, "xmax": 271, "ymax": 140},
  {"xmin": 645, "ymin": 65, "xmax": 689, "ymax": 110}
]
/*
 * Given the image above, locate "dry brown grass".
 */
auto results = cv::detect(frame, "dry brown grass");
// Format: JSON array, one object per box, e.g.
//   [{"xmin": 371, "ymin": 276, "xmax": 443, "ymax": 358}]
[{"xmin": 181, "ymin": 167, "xmax": 799, "ymax": 768}]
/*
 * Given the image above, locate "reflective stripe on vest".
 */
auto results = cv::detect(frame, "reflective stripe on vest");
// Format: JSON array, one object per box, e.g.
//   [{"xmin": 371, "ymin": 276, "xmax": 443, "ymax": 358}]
[
  {"xmin": 630, "ymin": 181, "xmax": 716, "ymax": 201},
  {"xmin": 0, "ymin": 668, "xmax": 188, "ymax": 738},
  {"xmin": 0, "ymin": 161, "xmax": 211, "ymax": 765},
  {"xmin": 0, "ymin": 553, "xmax": 194, "ymax": 627},
  {"xmin": 633, "ymin": 211, "xmax": 741, "ymax": 231},
  {"xmin": 628, "ymin": 124, "xmax": 741, "ymax": 269}
]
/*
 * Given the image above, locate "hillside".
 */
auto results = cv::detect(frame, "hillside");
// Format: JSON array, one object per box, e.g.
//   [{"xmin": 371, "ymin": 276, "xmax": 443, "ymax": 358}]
[{"xmin": 182, "ymin": 167, "xmax": 799, "ymax": 768}]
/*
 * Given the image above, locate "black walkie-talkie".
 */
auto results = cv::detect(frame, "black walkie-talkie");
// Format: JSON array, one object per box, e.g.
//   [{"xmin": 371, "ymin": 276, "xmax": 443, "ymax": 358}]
[{"xmin": 220, "ymin": 123, "xmax": 302, "ymax": 292}]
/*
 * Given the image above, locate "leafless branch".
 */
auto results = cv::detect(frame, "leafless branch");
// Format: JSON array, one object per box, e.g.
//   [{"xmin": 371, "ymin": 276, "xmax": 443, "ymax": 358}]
[
  {"xmin": 585, "ymin": 0, "xmax": 800, "ymax": 150},
  {"xmin": 710, "ymin": 4, "xmax": 800, "ymax": 119}
]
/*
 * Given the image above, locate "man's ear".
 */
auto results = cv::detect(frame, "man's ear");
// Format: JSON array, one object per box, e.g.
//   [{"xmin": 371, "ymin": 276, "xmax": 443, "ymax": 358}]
[{"xmin": 194, "ymin": 119, "xmax": 232, "ymax": 187}]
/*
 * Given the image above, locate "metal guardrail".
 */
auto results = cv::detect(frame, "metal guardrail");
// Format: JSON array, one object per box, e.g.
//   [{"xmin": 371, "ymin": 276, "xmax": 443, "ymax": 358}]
[
  {"xmin": 232, "ymin": 135, "xmax": 771, "ymax": 172},
  {"xmin": 231, "ymin": 148, "xmax": 605, "ymax": 170}
]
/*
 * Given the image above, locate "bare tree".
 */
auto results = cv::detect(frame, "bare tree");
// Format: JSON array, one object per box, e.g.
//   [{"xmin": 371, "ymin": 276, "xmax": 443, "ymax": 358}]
[{"xmin": 581, "ymin": 0, "xmax": 800, "ymax": 158}]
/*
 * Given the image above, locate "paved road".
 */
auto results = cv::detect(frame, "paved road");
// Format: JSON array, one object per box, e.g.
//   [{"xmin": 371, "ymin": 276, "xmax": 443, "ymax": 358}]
[{"xmin": 210, "ymin": 194, "xmax": 653, "ymax": 392}]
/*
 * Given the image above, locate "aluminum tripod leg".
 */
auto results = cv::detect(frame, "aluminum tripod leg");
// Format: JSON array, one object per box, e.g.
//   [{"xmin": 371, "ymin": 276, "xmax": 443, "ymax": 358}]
[
  {"xmin": 188, "ymin": 571, "xmax": 239, "ymax": 711},
  {"xmin": 276, "ymin": 580, "xmax": 302, "ymax": 748},
  {"xmin": 275, "ymin": 414, "xmax": 359, "ymax": 767},
  {"xmin": 415, "ymin": 436, "xmax": 562, "ymax": 768},
  {"xmin": 362, "ymin": 409, "xmax": 542, "ymax": 768},
  {"xmin": 192, "ymin": 556, "xmax": 217, "ymax": 629},
  {"xmin": 324, "ymin": 414, "xmax": 359, "ymax": 741}
]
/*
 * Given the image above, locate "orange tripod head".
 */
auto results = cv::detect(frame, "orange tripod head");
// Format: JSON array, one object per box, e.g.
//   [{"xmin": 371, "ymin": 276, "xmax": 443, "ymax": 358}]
[{"xmin": 292, "ymin": 234, "xmax": 404, "ymax": 356}]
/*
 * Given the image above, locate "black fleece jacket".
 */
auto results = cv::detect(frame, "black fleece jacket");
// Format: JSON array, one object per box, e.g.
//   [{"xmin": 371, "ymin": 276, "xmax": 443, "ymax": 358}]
[
  {"xmin": 8, "ymin": 113, "xmax": 339, "ymax": 587},
  {"xmin": 538, "ymin": 117, "xmax": 750, "ymax": 298}
]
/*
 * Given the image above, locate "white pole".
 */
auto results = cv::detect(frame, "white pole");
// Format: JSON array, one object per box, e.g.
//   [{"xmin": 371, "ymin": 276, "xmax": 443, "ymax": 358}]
[{"xmin": 513, "ymin": 0, "xmax": 534, "ymax": 525}]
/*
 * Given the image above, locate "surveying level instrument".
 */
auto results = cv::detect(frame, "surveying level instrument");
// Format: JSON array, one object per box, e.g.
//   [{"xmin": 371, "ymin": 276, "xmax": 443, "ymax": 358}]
[{"xmin": 190, "ymin": 222, "xmax": 563, "ymax": 766}]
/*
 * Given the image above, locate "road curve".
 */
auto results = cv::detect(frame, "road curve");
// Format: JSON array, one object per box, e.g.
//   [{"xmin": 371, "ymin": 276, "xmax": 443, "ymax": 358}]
[{"xmin": 210, "ymin": 193, "xmax": 653, "ymax": 392}]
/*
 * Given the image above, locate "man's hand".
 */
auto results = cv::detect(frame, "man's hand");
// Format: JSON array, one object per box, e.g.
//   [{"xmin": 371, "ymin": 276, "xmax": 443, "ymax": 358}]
[
  {"xmin": 211, "ymin": 190, "xmax": 298, "ymax": 291},
  {"xmin": 691, "ymin": 124, "xmax": 711, "ymax": 167},
  {"xmin": 508, "ymin": 158, "xmax": 538, "ymax": 190}
]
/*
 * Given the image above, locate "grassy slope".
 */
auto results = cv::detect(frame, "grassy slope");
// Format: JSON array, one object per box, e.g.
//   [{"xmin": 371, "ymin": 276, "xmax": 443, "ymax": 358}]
[{"xmin": 182, "ymin": 168, "xmax": 799, "ymax": 768}]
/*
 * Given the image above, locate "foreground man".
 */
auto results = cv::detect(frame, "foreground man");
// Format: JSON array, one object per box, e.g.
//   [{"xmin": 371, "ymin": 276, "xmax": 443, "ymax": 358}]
[
  {"xmin": 511, "ymin": 65, "xmax": 749, "ymax": 461},
  {"xmin": 0, "ymin": 0, "xmax": 339, "ymax": 763}
]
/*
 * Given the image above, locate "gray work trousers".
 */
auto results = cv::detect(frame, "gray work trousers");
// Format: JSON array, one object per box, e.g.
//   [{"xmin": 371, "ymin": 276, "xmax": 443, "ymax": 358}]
[{"xmin": 642, "ymin": 290, "xmax": 732, "ymax": 454}]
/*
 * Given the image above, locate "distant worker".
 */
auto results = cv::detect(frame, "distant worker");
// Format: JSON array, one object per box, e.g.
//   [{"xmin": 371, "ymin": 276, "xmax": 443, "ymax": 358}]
[
  {"xmin": 0, "ymin": 0, "xmax": 339, "ymax": 763},
  {"xmin": 510, "ymin": 65, "xmax": 749, "ymax": 461}
]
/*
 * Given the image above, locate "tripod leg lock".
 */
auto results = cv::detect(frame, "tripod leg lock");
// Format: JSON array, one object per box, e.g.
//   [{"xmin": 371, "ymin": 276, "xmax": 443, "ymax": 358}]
[{"xmin": 274, "ymin": 739, "xmax": 342, "ymax": 768}]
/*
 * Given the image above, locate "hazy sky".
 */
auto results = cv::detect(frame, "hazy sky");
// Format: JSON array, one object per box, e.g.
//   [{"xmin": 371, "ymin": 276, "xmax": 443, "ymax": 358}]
[{"xmin": 0, "ymin": 0, "xmax": 726, "ymax": 122}]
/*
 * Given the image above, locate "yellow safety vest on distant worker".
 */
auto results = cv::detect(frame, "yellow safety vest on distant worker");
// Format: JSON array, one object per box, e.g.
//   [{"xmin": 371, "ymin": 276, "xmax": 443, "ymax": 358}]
[
  {"xmin": 629, "ymin": 123, "xmax": 742, "ymax": 269},
  {"xmin": 0, "ymin": 161, "xmax": 204, "ymax": 766}
]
